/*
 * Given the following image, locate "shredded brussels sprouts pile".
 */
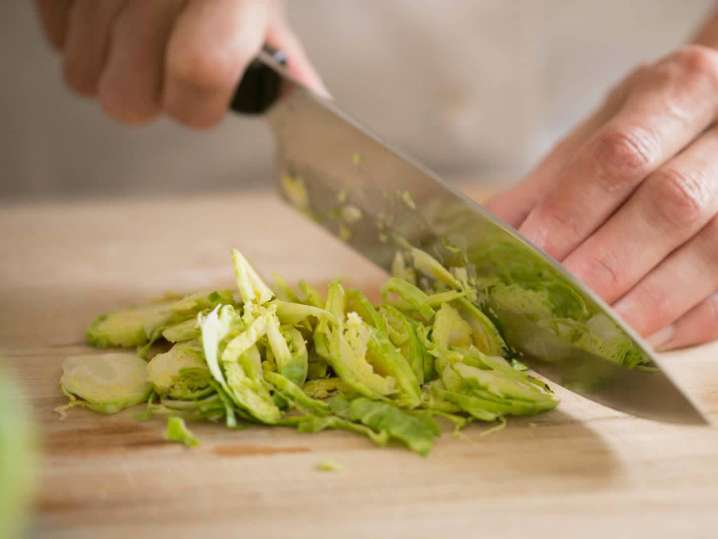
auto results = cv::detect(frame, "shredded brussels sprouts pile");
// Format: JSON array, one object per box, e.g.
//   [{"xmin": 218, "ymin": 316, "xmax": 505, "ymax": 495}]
[{"xmin": 59, "ymin": 248, "xmax": 558, "ymax": 455}]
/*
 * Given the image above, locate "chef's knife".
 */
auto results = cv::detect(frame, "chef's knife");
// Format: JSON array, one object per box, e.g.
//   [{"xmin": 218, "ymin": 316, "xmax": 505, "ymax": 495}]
[{"xmin": 230, "ymin": 48, "xmax": 707, "ymax": 425}]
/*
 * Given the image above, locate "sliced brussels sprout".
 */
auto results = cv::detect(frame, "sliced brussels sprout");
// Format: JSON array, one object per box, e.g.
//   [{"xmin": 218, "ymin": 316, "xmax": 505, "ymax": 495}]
[
  {"xmin": 61, "ymin": 353, "xmax": 151, "ymax": 414},
  {"xmin": 147, "ymin": 342, "xmax": 211, "ymax": 400}
]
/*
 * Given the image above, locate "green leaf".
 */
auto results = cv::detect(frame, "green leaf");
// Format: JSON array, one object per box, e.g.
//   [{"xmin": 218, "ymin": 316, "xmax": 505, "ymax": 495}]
[
  {"xmin": 265, "ymin": 371, "xmax": 329, "ymax": 416},
  {"xmin": 411, "ymin": 248, "xmax": 462, "ymax": 290},
  {"xmin": 199, "ymin": 305, "xmax": 237, "ymax": 393},
  {"xmin": 147, "ymin": 341, "xmax": 212, "ymax": 400},
  {"xmin": 87, "ymin": 290, "xmax": 233, "ymax": 349},
  {"xmin": 315, "ymin": 312, "xmax": 396, "ymax": 399},
  {"xmin": 162, "ymin": 318, "xmax": 200, "ymax": 343},
  {"xmin": 454, "ymin": 298, "xmax": 506, "ymax": 356},
  {"xmin": 347, "ymin": 289, "xmax": 387, "ymax": 332},
  {"xmin": 86, "ymin": 302, "xmax": 172, "ymax": 348},
  {"xmin": 379, "ymin": 305, "xmax": 426, "ymax": 384},
  {"xmin": 164, "ymin": 416, "xmax": 200, "ymax": 447},
  {"xmin": 390, "ymin": 252, "xmax": 417, "ymax": 284},
  {"xmin": 431, "ymin": 304, "xmax": 473, "ymax": 350},
  {"xmin": 381, "ymin": 277, "xmax": 434, "ymax": 322},
  {"xmin": 430, "ymin": 386, "xmax": 499, "ymax": 422},
  {"xmin": 200, "ymin": 305, "xmax": 280, "ymax": 424},
  {"xmin": 453, "ymin": 362, "xmax": 554, "ymax": 405},
  {"xmin": 302, "ymin": 378, "xmax": 353, "ymax": 399},
  {"xmin": 285, "ymin": 415, "xmax": 389, "ymax": 446},
  {"xmin": 280, "ymin": 326, "xmax": 309, "ymax": 385},
  {"xmin": 325, "ymin": 281, "xmax": 346, "ymax": 321},
  {"xmin": 223, "ymin": 358, "xmax": 281, "ymax": 424},
  {"xmin": 331, "ymin": 397, "xmax": 439, "ymax": 456},
  {"xmin": 232, "ymin": 249, "xmax": 274, "ymax": 305},
  {"xmin": 272, "ymin": 274, "xmax": 299, "ymax": 302},
  {"xmin": 275, "ymin": 300, "xmax": 335, "ymax": 326},
  {"xmin": 298, "ymin": 280, "xmax": 324, "ymax": 307},
  {"xmin": 365, "ymin": 328, "xmax": 421, "ymax": 408},
  {"xmin": 222, "ymin": 310, "xmax": 271, "ymax": 362}
]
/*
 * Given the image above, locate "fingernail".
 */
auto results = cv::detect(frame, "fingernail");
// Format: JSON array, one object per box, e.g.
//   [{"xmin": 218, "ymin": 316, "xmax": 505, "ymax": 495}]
[{"xmin": 646, "ymin": 325, "xmax": 675, "ymax": 351}]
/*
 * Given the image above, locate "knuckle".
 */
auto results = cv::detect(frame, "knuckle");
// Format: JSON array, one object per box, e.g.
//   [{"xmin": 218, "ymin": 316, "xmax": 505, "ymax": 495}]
[
  {"xmin": 576, "ymin": 250, "xmax": 622, "ymax": 296},
  {"xmin": 672, "ymin": 45, "xmax": 718, "ymax": 82},
  {"xmin": 635, "ymin": 283, "xmax": 672, "ymax": 328},
  {"xmin": 649, "ymin": 167, "xmax": 708, "ymax": 230},
  {"xmin": 591, "ymin": 127, "xmax": 658, "ymax": 190},
  {"xmin": 532, "ymin": 203, "xmax": 583, "ymax": 258},
  {"xmin": 166, "ymin": 46, "xmax": 243, "ymax": 93}
]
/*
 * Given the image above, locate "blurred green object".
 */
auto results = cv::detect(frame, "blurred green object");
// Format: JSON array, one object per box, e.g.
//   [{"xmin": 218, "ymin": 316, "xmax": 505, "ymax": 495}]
[{"xmin": 0, "ymin": 365, "xmax": 37, "ymax": 539}]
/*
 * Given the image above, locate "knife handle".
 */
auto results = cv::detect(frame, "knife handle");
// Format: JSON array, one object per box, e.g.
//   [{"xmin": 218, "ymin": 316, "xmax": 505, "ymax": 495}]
[{"xmin": 229, "ymin": 45, "xmax": 287, "ymax": 115}]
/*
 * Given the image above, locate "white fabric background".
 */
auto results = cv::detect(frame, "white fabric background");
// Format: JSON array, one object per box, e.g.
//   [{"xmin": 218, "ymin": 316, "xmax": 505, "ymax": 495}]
[{"xmin": 0, "ymin": 1, "xmax": 713, "ymax": 200}]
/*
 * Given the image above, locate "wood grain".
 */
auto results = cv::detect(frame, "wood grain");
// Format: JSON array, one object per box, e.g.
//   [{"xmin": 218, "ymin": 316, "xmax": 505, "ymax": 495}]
[{"xmin": 2, "ymin": 191, "xmax": 718, "ymax": 539}]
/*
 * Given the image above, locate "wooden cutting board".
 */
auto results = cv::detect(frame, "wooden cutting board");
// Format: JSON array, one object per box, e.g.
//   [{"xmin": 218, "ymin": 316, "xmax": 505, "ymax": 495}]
[{"xmin": 2, "ymin": 190, "xmax": 718, "ymax": 539}]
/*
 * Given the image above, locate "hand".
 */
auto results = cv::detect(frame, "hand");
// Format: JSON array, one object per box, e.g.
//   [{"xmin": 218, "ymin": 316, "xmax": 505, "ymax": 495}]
[
  {"xmin": 487, "ymin": 45, "xmax": 718, "ymax": 351},
  {"xmin": 34, "ymin": 0, "xmax": 327, "ymax": 128}
]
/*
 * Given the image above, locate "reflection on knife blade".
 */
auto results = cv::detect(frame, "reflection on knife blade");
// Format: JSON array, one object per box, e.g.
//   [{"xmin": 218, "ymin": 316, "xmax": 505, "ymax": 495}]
[
  {"xmin": 280, "ymin": 172, "xmax": 651, "ymax": 373},
  {"xmin": 265, "ymin": 82, "xmax": 706, "ymax": 424}
]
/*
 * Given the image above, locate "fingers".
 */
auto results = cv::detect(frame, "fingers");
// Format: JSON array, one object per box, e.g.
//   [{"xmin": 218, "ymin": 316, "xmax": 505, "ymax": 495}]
[
  {"xmin": 613, "ymin": 214, "xmax": 718, "ymax": 337},
  {"xmin": 63, "ymin": 0, "xmax": 124, "ymax": 96},
  {"xmin": 98, "ymin": 0, "xmax": 184, "ymax": 125},
  {"xmin": 519, "ymin": 45, "xmax": 718, "ymax": 260},
  {"xmin": 486, "ymin": 124, "xmax": 593, "ymax": 228},
  {"xmin": 34, "ymin": 0, "xmax": 73, "ymax": 50},
  {"xmin": 265, "ymin": 2, "xmax": 329, "ymax": 98},
  {"xmin": 648, "ymin": 294, "xmax": 718, "ymax": 351},
  {"xmin": 486, "ymin": 105, "xmax": 618, "ymax": 227},
  {"xmin": 565, "ymin": 126, "xmax": 718, "ymax": 303},
  {"xmin": 44, "ymin": 0, "xmax": 321, "ymax": 128},
  {"xmin": 486, "ymin": 71, "xmax": 634, "ymax": 228},
  {"xmin": 163, "ymin": 0, "xmax": 271, "ymax": 129}
]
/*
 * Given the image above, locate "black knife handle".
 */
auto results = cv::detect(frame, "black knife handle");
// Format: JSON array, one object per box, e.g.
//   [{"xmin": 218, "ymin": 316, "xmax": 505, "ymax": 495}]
[{"xmin": 229, "ymin": 45, "xmax": 287, "ymax": 115}]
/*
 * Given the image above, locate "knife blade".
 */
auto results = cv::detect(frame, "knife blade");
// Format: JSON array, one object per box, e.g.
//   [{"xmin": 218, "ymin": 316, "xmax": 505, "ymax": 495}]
[{"xmin": 232, "ymin": 50, "xmax": 708, "ymax": 425}]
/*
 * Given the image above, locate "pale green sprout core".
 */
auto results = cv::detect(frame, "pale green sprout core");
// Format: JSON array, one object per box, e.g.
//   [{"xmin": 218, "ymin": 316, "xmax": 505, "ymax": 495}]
[{"xmin": 61, "ymin": 353, "xmax": 151, "ymax": 414}]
